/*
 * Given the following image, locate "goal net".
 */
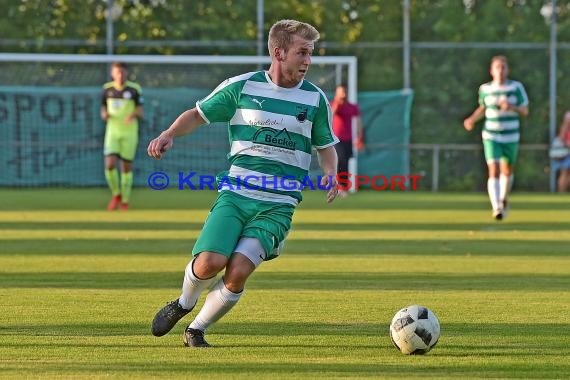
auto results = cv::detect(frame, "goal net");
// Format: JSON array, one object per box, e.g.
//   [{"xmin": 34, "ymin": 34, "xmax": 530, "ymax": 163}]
[{"xmin": 0, "ymin": 53, "xmax": 357, "ymax": 187}]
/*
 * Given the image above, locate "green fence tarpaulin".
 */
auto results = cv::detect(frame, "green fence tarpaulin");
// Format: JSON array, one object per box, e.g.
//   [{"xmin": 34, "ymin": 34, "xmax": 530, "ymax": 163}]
[
  {"xmin": 0, "ymin": 87, "xmax": 412, "ymax": 187},
  {"xmin": 357, "ymin": 89, "xmax": 413, "ymax": 186}
]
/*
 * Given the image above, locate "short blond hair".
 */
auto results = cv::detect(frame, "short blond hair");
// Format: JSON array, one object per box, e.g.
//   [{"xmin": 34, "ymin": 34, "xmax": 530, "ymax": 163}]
[
  {"xmin": 491, "ymin": 55, "xmax": 508, "ymax": 66},
  {"xmin": 268, "ymin": 19, "xmax": 320, "ymax": 56}
]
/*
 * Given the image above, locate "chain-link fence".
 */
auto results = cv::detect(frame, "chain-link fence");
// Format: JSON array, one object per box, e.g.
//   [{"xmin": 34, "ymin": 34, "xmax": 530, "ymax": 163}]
[{"xmin": 1, "ymin": 1, "xmax": 567, "ymax": 191}]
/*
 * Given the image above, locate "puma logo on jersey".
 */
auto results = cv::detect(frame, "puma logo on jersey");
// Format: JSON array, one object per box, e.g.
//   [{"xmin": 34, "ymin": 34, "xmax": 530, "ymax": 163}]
[{"xmin": 252, "ymin": 98, "xmax": 265, "ymax": 108}]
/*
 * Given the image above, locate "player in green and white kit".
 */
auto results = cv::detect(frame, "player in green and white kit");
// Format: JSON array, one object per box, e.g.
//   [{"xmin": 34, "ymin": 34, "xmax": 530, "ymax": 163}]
[
  {"xmin": 464, "ymin": 55, "xmax": 529, "ymax": 220},
  {"xmin": 148, "ymin": 20, "xmax": 339, "ymax": 347},
  {"xmin": 100, "ymin": 62, "xmax": 144, "ymax": 211}
]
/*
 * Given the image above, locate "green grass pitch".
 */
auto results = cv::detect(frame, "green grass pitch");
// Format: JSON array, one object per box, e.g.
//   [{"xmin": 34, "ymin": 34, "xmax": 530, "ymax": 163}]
[{"xmin": 1, "ymin": 189, "xmax": 569, "ymax": 379}]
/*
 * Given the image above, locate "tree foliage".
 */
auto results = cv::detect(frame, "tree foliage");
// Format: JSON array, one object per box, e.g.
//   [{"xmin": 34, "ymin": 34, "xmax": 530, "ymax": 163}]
[{"xmin": 1, "ymin": 0, "xmax": 570, "ymax": 190}]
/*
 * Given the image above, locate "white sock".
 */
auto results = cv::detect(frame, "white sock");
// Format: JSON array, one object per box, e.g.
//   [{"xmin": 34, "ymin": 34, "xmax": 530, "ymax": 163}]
[
  {"xmin": 509, "ymin": 174, "xmax": 514, "ymax": 193},
  {"xmin": 178, "ymin": 259, "xmax": 217, "ymax": 310},
  {"xmin": 487, "ymin": 178, "xmax": 500, "ymax": 211},
  {"xmin": 499, "ymin": 174, "xmax": 509, "ymax": 202},
  {"xmin": 189, "ymin": 277, "xmax": 242, "ymax": 332}
]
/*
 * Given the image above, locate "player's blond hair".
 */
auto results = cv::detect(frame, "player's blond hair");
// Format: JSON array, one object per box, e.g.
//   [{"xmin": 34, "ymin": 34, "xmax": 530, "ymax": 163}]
[
  {"xmin": 491, "ymin": 55, "xmax": 508, "ymax": 66},
  {"xmin": 268, "ymin": 19, "xmax": 320, "ymax": 56}
]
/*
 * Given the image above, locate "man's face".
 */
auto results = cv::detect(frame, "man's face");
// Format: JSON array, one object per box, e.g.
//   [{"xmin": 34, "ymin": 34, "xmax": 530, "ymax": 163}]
[
  {"xmin": 334, "ymin": 86, "xmax": 347, "ymax": 102},
  {"xmin": 111, "ymin": 66, "xmax": 127, "ymax": 84},
  {"xmin": 280, "ymin": 35, "xmax": 314, "ymax": 86},
  {"xmin": 490, "ymin": 59, "xmax": 508, "ymax": 83}
]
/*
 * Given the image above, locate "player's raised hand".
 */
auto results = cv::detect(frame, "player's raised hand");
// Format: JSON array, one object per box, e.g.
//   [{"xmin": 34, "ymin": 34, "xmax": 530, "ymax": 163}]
[{"xmin": 147, "ymin": 132, "xmax": 173, "ymax": 160}]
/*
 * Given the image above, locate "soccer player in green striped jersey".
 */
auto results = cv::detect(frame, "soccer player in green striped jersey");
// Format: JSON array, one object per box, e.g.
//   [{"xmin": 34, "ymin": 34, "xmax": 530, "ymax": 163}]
[
  {"xmin": 100, "ymin": 62, "xmax": 144, "ymax": 211},
  {"xmin": 147, "ymin": 19, "xmax": 339, "ymax": 347},
  {"xmin": 464, "ymin": 55, "xmax": 529, "ymax": 220}
]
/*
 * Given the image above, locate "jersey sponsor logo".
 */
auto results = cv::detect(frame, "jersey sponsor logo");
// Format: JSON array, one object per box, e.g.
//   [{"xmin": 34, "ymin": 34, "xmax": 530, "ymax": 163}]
[
  {"xmin": 247, "ymin": 117, "xmax": 284, "ymax": 127},
  {"xmin": 296, "ymin": 106, "xmax": 308, "ymax": 122},
  {"xmin": 252, "ymin": 127, "xmax": 297, "ymax": 150},
  {"xmin": 110, "ymin": 99, "xmax": 126, "ymax": 110}
]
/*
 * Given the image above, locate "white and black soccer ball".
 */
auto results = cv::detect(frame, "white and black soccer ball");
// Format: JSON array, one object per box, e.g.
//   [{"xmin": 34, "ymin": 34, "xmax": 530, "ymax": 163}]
[{"xmin": 389, "ymin": 305, "xmax": 440, "ymax": 355}]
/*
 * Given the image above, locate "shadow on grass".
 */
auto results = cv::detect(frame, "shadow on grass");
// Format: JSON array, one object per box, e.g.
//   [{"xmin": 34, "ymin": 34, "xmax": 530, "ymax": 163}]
[
  {"xmin": 1, "ymin": 239, "xmax": 568, "ymax": 257},
  {"xmin": 1, "ymin": 321, "xmax": 569, "ymax": 339},
  {"xmin": 3, "ymin": 221, "xmax": 570, "ymax": 231},
  {"xmin": 0, "ymin": 272, "xmax": 568, "ymax": 290}
]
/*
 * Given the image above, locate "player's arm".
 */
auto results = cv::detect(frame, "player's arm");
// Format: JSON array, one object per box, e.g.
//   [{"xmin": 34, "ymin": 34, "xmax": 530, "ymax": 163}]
[
  {"xmin": 126, "ymin": 86, "xmax": 144, "ymax": 123},
  {"xmin": 464, "ymin": 105, "xmax": 485, "ymax": 131},
  {"xmin": 147, "ymin": 108, "xmax": 206, "ymax": 160},
  {"xmin": 126, "ymin": 105, "xmax": 143, "ymax": 124},
  {"xmin": 513, "ymin": 104, "xmax": 528, "ymax": 117},
  {"xmin": 501, "ymin": 82, "xmax": 530, "ymax": 117},
  {"xmin": 356, "ymin": 116, "xmax": 364, "ymax": 138},
  {"xmin": 330, "ymin": 100, "xmax": 338, "ymax": 114},
  {"xmin": 100, "ymin": 105, "xmax": 109, "ymax": 121},
  {"xmin": 355, "ymin": 115, "xmax": 365, "ymax": 150},
  {"xmin": 559, "ymin": 111, "xmax": 570, "ymax": 143},
  {"xmin": 316, "ymin": 145, "xmax": 338, "ymax": 203},
  {"xmin": 100, "ymin": 91, "xmax": 109, "ymax": 121}
]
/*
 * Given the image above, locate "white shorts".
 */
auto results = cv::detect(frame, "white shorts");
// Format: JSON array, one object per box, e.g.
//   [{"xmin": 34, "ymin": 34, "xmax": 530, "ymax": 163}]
[{"xmin": 234, "ymin": 237, "xmax": 266, "ymax": 268}]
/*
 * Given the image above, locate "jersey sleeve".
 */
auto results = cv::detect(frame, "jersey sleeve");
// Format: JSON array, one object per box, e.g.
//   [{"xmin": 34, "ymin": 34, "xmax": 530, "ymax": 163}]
[
  {"xmin": 196, "ymin": 79, "xmax": 242, "ymax": 124},
  {"xmin": 101, "ymin": 87, "xmax": 108, "ymax": 107},
  {"xmin": 478, "ymin": 85, "xmax": 485, "ymax": 107},
  {"xmin": 133, "ymin": 85, "xmax": 143, "ymax": 106},
  {"xmin": 311, "ymin": 94, "xmax": 339, "ymax": 149},
  {"xmin": 515, "ymin": 82, "xmax": 529, "ymax": 106}
]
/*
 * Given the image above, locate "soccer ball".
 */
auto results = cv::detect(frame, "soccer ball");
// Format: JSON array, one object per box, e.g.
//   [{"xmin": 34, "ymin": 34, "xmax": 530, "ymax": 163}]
[{"xmin": 389, "ymin": 305, "xmax": 440, "ymax": 355}]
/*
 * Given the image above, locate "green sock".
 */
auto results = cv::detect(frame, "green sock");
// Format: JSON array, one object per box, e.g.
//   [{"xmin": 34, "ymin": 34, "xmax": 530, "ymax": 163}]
[
  {"xmin": 105, "ymin": 169, "xmax": 120, "ymax": 196},
  {"xmin": 121, "ymin": 171, "xmax": 133, "ymax": 204}
]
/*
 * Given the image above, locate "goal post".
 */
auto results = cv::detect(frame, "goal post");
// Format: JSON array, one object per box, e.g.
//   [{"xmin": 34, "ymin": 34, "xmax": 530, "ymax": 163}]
[{"xmin": 0, "ymin": 53, "xmax": 358, "ymax": 188}]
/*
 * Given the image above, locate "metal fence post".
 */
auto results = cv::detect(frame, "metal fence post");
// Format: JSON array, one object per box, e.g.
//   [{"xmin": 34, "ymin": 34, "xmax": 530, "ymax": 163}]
[
  {"xmin": 432, "ymin": 144, "xmax": 440, "ymax": 192},
  {"xmin": 106, "ymin": 0, "xmax": 114, "ymax": 56},
  {"xmin": 549, "ymin": 0, "xmax": 558, "ymax": 192}
]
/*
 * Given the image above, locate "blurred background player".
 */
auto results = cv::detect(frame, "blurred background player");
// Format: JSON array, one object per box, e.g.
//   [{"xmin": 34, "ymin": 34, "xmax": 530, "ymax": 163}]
[
  {"xmin": 100, "ymin": 62, "xmax": 144, "ymax": 211},
  {"xmin": 550, "ymin": 111, "xmax": 570, "ymax": 192},
  {"xmin": 464, "ymin": 55, "xmax": 529, "ymax": 220},
  {"xmin": 330, "ymin": 83, "xmax": 364, "ymax": 197}
]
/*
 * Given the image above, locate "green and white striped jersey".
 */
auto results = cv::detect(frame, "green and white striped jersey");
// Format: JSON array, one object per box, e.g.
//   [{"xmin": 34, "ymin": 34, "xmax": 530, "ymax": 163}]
[
  {"xmin": 478, "ymin": 79, "xmax": 529, "ymax": 143},
  {"xmin": 196, "ymin": 71, "xmax": 338, "ymax": 206}
]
